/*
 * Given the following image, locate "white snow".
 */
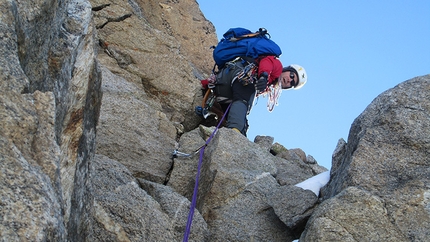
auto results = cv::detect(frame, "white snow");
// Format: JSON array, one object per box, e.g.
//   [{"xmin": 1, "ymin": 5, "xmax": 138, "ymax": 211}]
[{"xmin": 294, "ymin": 171, "xmax": 330, "ymax": 196}]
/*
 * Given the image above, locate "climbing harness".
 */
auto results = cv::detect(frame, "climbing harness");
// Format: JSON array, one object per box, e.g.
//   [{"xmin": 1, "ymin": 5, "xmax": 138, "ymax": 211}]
[
  {"xmin": 182, "ymin": 103, "xmax": 232, "ymax": 242},
  {"xmin": 195, "ymin": 57, "xmax": 257, "ymax": 121}
]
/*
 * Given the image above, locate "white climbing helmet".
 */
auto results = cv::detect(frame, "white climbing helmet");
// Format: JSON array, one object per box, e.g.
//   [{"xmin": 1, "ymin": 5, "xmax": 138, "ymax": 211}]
[{"xmin": 284, "ymin": 64, "xmax": 307, "ymax": 89}]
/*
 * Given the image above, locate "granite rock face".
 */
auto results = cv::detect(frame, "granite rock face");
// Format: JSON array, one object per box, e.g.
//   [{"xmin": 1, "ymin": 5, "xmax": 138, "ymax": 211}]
[
  {"xmin": 302, "ymin": 75, "xmax": 430, "ymax": 241},
  {"xmin": 1, "ymin": 0, "xmax": 100, "ymax": 240},
  {"xmin": 1, "ymin": 0, "xmax": 429, "ymax": 241}
]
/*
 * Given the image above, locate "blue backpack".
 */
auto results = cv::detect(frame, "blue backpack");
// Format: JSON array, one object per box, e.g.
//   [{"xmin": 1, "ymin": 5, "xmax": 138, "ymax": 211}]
[{"xmin": 212, "ymin": 27, "xmax": 282, "ymax": 68}]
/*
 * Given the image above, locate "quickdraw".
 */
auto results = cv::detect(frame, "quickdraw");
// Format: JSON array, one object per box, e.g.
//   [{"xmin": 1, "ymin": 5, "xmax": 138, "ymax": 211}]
[
  {"xmin": 266, "ymin": 81, "xmax": 283, "ymax": 112},
  {"xmin": 171, "ymin": 144, "xmax": 207, "ymax": 158},
  {"xmin": 234, "ymin": 61, "xmax": 257, "ymax": 86},
  {"xmin": 255, "ymin": 80, "xmax": 283, "ymax": 112}
]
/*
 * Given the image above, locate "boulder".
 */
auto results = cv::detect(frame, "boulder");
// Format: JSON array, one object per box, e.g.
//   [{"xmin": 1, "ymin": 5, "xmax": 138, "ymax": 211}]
[
  {"xmin": 169, "ymin": 127, "xmax": 323, "ymax": 241},
  {"xmin": 90, "ymin": 154, "xmax": 176, "ymax": 241},
  {"xmin": 304, "ymin": 75, "xmax": 430, "ymax": 241}
]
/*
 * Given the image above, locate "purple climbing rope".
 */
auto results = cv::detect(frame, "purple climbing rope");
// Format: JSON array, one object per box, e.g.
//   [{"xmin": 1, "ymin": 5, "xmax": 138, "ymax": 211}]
[{"xmin": 182, "ymin": 103, "xmax": 231, "ymax": 242}]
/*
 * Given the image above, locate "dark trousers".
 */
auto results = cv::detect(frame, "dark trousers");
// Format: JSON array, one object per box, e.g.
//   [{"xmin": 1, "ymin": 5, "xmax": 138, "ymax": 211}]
[{"xmin": 225, "ymin": 80, "xmax": 256, "ymax": 136}]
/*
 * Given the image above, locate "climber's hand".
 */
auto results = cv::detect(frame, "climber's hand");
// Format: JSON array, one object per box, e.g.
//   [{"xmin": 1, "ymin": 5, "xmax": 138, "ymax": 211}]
[{"xmin": 255, "ymin": 72, "xmax": 268, "ymax": 93}]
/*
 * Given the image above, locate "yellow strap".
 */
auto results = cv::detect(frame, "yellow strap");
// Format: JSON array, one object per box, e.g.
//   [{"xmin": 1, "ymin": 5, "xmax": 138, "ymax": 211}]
[{"xmin": 202, "ymin": 88, "xmax": 211, "ymax": 107}]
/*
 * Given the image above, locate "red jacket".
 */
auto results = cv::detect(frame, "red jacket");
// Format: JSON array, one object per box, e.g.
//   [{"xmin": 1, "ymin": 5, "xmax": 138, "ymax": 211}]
[{"xmin": 257, "ymin": 56, "xmax": 282, "ymax": 84}]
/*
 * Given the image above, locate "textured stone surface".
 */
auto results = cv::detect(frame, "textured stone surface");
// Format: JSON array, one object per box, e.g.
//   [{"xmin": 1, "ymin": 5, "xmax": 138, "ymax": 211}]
[
  {"xmin": 267, "ymin": 185, "xmax": 318, "ymax": 230},
  {"xmin": 139, "ymin": 179, "xmax": 210, "ymax": 242},
  {"xmin": 90, "ymin": 155, "xmax": 176, "ymax": 241},
  {"xmin": 2, "ymin": 0, "xmax": 429, "ymax": 241},
  {"xmin": 254, "ymin": 135, "xmax": 275, "ymax": 152},
  {"xmin": 0, "ymin": 0, "xmax": 100, "ymax": 240},
  {"xmin": 0, "ymin": 135, "xmax": 65, "ymax": 241},
  {"xmin": 90, "ymin": 0, "xmax": 217, "ymax": 132},
  {"xmin": 305, "ymin": 75, "xmax": 430, "ymax": 241},
  {"xmin": 95, "ymin": 66, "xmax": 176, "ymax": 183},
  {"xmin": 301, "ymin": 187, "xmax": 407, "ymax": 241},
  {"xmin": 180, "ymin": 128, "xmax": 322, "ymax": 241},
  {"xmin": 167, "ymin": 127, "xmax": 207, "ymax": 200}
]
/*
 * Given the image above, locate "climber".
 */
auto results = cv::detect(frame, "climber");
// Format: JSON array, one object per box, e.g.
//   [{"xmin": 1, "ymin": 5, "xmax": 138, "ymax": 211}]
[
  {"xmin": 196, "ymin": 27, "xmax": 308, "ymax": 136},
  {"xmin": 224, "ymin": 62, "xmax": 308, "ymax": 136}
]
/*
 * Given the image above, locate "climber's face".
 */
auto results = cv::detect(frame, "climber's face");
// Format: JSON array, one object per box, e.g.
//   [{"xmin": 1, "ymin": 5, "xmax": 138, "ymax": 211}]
[{"xmin": 279, "ymin": 71, "xmax": 297, "ymax": 89}]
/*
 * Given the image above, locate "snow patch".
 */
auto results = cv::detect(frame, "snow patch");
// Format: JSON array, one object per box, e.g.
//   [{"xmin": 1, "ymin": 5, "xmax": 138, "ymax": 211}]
[{"xmin": 295, "ymin": 171, "xmax": 330, "ymax": 196}]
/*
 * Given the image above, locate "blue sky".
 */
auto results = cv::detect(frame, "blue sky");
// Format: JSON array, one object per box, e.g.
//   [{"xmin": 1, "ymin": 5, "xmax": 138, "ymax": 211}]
[{"xmin": 197, "ymin": 0, "xmax": 430, "ymax": 169}]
